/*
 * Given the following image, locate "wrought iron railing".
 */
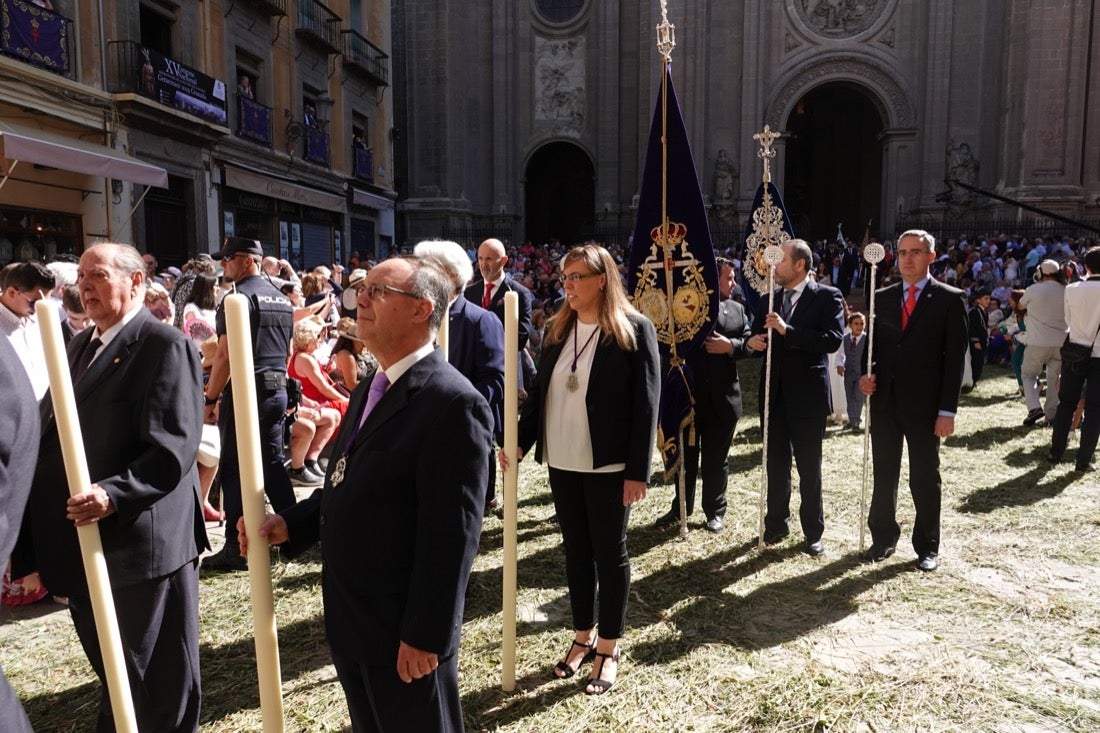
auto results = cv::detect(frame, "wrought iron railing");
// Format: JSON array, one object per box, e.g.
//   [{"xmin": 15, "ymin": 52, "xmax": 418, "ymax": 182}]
[
  {"xmin": 296, "ymin": 0, "xmax": 341, "ymax": 53},
  {"xmin": 340, "ymin": 30, "xmax": 389, "ymax": 86},
  {"xmin": 242, "ymin": 0, "xmax": 287, "ymax": 16},
  {"xmin": 895, "ymin": 214, "xmax": 1100, "ymax": 241},
  {"xmin": 0, "ymin": 0, "xmax": 74, "ymax": 78}
]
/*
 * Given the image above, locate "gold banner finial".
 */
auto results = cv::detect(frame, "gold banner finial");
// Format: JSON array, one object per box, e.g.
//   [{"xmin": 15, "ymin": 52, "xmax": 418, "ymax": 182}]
[
  {"xmin": 753, "ymin": 125, "xmax": 781, "ymax": 184},
  {"xmin": 657, "ymin": 0, "xmax": 676, "ymax": 62}
]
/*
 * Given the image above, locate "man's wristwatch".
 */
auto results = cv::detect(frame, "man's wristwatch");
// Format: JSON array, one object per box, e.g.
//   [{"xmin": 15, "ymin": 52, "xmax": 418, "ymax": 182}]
[{"xmin": 204, "ymin": 395, "xmax": 219, "ymax": 406}]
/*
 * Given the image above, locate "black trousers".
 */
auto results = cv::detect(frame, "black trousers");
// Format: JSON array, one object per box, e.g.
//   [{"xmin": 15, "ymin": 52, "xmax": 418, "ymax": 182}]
[
  {"xmin": 1051, "ymin": 357, "xmax": 1100, "ymax": 468},
  {"xmin": 69, "ymin": 560, "xmax": 201, "ymax": 733},
  {"xmin": 868, "ymin": 400, "xmax": 943, "ymax": 557},
  {"xmin": 970, "ymin": 345, "xmax": 986, "ymax": 384},
  {"xmin": 547, "ymin": 467, "xmax": 631, "ymax": 639},
  {"xmin": 764, "ymin": 403, "xmax": 826, "ymax": 543},
  {"xmin": 331, "ymin": 651, "xmax": 463, "ymax": 733},
  {"xmin": 672, "ymin": 407, "xmax": 736, "ymax": 520},
  {"xmin": 219, "ymin": 385, "xmax": 297, "ymax": 540}
]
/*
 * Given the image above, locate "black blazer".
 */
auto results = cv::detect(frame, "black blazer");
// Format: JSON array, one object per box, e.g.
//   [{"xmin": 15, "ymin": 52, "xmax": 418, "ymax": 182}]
[
  {"xmin": 29, "ymin": 308, "xmax": 208, "ymax": 597},
  {"xmin": 279, "ymin": 349, "xmax": 493, "ymax": 665},
  {"xmin": 968, "ymin": 306, "xmax": 989, "ymax": 348},
  {"xmin": 0, "ymin": 338, "xmax": 36, "ymax": 733},
  {"xmin": 465, "ymin": 274, "xmax": 534, "ymax": 350},
  {"xmin": 750, "ymin": 278, "xmax": 846, "ymax": 419},
  {"xmin": 518, "ymin": 313, "xmax": 660, "ymax": 483},
  {"xmin": 866, "ymin": 279, "xmax": 968, "ymax": 417},
  {"xmin": 689, "ymin": 298, "xmax": 751, "ymax": 423}
]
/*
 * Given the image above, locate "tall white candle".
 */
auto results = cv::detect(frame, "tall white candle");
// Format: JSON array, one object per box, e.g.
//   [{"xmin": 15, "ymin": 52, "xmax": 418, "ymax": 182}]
[
  {"xmin": 501, "ymin": 292, "xmax": 519, "ymax": 691},
  {"xmin": 36, "ymin": 300, "xmax": 138, "ymax": 733},
  {"xmin": 224, "ymin": 294, "xmax": 286, "ymax": 733},
  {"xmin": 437, "ymin": 306, "xmax": 450, "ymax": 362}
]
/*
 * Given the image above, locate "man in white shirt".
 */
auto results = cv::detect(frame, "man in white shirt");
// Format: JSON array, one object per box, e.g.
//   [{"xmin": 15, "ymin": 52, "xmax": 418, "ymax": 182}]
[
  {"xmin": 0, "ymin": 261, "xmax": 56, "ymax": 400},
  {"xmin": 1019, "ymin": 260, "xmax": 1067, "ymax": 425}
]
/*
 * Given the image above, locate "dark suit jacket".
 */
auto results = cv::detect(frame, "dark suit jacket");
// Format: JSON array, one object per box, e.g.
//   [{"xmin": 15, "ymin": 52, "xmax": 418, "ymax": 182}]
[
  {"xmin": 0, "ymin": 336, "xmax": 38, "ymax": 732},
  {"xmin": 865, "ymin": 279, "xmax": 968, "ymax": 417},
  {"xmin": 968, "ymin": 306, "xmax": 989, "ymax": 349},
  {"xmin": 447, "ymin": 296, "xmax": 505, "ymax": 438},
  {"xmin": 279, "ymin": 349, "xmax": 492, "ymax": 665},
  {"xmin": 690, "ymin": 299, "xmax": 751, "ymax": 423},
  {"xmin": 29, "ymin": 308, "xmax": 208, "ymax": 597},
  {"xmin": 751, "ymin": 279, "xmax": 846, "ymax": 419},
  {"xmin": 465, "ymin": 274, "xmax": 535, "ymax": 351},
  {"xmin": 518, "ymin": 314, "xmax": 660, "ymax": 483}
]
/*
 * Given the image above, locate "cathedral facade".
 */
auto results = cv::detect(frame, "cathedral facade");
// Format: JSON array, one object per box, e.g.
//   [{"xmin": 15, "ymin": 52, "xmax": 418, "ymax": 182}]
[{"xmin": 392, "ymin": 0, "xmax": 1100, "ymax": 248}]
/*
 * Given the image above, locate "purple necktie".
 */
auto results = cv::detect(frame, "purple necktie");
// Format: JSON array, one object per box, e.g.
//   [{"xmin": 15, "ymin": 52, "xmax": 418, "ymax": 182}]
[{"xmin": 354, "ymin": 370, "xmax": 390, "ymax": 435}]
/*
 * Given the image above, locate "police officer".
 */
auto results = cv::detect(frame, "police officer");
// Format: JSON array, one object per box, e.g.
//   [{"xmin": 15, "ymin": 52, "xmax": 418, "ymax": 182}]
[{"xmin": 202, "ymin": 237, "xmax": 297, "ymax": 571}]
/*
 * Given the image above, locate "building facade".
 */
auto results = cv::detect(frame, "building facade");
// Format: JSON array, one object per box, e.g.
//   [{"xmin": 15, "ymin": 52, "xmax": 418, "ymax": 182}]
[
  {"xmin": 0, "ymin": 0, "xmax": 394, "ymax": 268},
  {"xmin": 392, "ymin": 0, "xmax": 1100, "ymax": 248}
]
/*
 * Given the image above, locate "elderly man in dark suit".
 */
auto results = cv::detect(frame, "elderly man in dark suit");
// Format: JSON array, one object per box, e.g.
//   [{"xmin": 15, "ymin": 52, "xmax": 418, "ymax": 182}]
[
  {"xmin": 0, "ymin": 337, "xmax": 39, "ymax": 733},
  {"xmin": 27, "ymin": 242, "xmax": 207, "ymax": 731},
  {"xmin": 655, "ymin": 257, "xmax": 751, "ymax": 533},
  {"xmin": 860, "ymin": 229, "xmax": 968, "ymax": 572},
  {"xmin": 416, "ymin": 239, "xmax": 505, "ymax": 514},
  {"xmin": 746, "ymin": 239, "xmax": 845, "ymax": 556},
  {"xmin": 245, "ymin": 256, "xmax": 493, "ymax": 732}
]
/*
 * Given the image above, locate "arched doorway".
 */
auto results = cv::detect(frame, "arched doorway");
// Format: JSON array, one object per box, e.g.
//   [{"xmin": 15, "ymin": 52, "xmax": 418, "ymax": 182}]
[
  {"xmin": 524, "ymin": 141, "xmax": 594, "ymax": 246},
  {"xmin": 783, "ymin": 83, "xmax": 884, "ymax": 243}
]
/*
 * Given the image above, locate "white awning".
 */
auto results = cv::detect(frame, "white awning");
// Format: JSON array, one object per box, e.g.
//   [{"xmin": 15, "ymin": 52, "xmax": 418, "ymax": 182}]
[
  {"xmin": 352, "ymin": 188, "xmax": 394, "ymax": 210},
  {"xmin": 0, "ymin": 120, "xmax": 168, "ymax": 188}
]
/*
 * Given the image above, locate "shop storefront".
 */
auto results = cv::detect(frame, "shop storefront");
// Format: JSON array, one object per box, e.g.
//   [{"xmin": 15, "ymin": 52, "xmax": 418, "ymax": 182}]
[{"xmin": 220, "ymin": 164, "xmax": 345, "ymax": 270}]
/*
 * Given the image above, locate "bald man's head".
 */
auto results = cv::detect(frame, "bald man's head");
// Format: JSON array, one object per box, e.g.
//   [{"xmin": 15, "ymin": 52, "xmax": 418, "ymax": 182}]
[{"xmin": 477, "ymin": 238, "xmax": 508, "ymax": 282}]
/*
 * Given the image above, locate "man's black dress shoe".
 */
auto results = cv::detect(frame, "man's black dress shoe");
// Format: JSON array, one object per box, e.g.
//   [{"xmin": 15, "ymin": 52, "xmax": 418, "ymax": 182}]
[
  {"xmin": 654, "ymin": 509, "xmax": 681, "ymax": 527},
  {"xmin": 704, "ymin": 516, "xmax": 724, "ymax": 533},
  {"xmin": 762, "ymin": 528, "xmax": 789, "ymax": 545},
  {"xmin": 804, "ymin": 540, "xmax": 825, "ymax": 557},
  {"xmin": 916, "ymin": 554, "xmax": 939, "ymax": 572},
  {"xmin": 862, "ymin": 544, "xmax": 896, "ymax": 562}
]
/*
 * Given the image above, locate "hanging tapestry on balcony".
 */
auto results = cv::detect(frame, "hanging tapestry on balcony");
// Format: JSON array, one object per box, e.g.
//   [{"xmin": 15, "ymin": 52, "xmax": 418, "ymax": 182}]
[{"xmin": 1, "ymin": 0, "xmax": 70, "ymax": 76}]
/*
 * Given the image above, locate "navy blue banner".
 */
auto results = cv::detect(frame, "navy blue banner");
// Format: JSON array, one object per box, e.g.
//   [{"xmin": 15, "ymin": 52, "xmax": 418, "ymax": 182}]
[
  {"xmin": 135, "ymin": 44, "xmax": 227, "ymax": 126},
  {"xmin": 627, "ymin": 63, "xmax": 719, "ymax": 479},
  {"xmin": 741, "ymin": 181, "xmax": 796, "ymax": 316},
  {"xmin": 1, "ymin": 0, "xmax": 70, "ymax": 75}
]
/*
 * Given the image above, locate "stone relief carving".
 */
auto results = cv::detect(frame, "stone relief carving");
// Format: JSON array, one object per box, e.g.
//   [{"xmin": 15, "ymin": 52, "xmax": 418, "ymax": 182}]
[
  {"xmin": 793, "ymin": 0, "xmax": 888, "ymax": 38},
  {"xmin": 879, "ymin": 25, "xmax": 895, "ymax": 48},
  {"xmin": 785, "ymin": 30, "xmax": 802, "ymax": 53},
  {"xmin": 767, "ymin": 56, "xmax": 914, "ymax": 129},
  {"xmin": 534, "ymin": 36, "xmax": 585, "ymax": 131}
]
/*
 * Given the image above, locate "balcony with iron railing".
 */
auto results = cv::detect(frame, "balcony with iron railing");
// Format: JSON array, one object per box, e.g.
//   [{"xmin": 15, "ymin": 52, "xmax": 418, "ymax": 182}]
[
  {"xmin": 237, "ymin": 96, "xmax": 274, "ymax": 147},
  {"xmin": 242, "ymin": 0, "xmax": 287, "ymax": 16},
  {"xmin": 296, "ymin": 0, "xmax": 341, "ymax": 54},
  {"xmin": 303, "ymin": 126, "xmax": 330, "ymax": 167},
  {"xmin": 106, "ymin": 41, "xmax": 229, "ymax": 126},
  {"xmin": 341, "ymin": 30, "xmax": 389, "ymax": 87},
  {"xmin": 0, "ymin": 0, "xmax": 75, "ymax": 79},
  {"xmin": 352, "ymin": 146, "xmax": 373, "ymax": 183}
]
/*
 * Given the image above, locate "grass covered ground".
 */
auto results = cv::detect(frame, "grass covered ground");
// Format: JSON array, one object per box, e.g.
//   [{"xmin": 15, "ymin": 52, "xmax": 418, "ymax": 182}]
[{"xmin": 3, "ymin": 365, "xmax": 1098, "ymax": 731}]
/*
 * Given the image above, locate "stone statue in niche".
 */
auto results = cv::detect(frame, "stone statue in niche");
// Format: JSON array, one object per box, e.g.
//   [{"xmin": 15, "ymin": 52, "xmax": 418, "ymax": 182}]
[
  {"xmin": 714, "ymin": 149, "xmax": 737, "ymax": 202},
  {"xmin": 945, "ymin": 139, "xmax": 979, "ymax": 204}
]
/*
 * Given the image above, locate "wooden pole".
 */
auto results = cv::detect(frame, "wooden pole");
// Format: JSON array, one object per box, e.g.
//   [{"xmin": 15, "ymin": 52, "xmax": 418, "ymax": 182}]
[
  {"xmin": 36, "ymin": 300, "xmax": 138, "ymax": 733},
  {"xmin": 224, "ymin": 294, "xmax": 285, "ymax": 733},
  {"xmin": 501, "ymin": 292, "xmax": 519, "ymax": 691}
]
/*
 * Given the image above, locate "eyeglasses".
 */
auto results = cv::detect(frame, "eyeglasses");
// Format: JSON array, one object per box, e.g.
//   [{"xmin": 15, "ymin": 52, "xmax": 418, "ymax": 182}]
[
  {"xmin": 559, "ymin": 272, "xmax": 599, "ymax": 284},
  {"xmin": 18, "ymin": 291, "xmax": 44, "ymax": 307},
  {"xmin": 357, "ymin": 282, "xmax": 420, "ymax": 301}
]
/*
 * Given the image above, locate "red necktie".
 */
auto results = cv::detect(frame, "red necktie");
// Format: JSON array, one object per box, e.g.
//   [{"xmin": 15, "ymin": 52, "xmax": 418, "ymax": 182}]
[
  {"xmin": 901, "ymin": 284, "xmax": 918, "ymax": 330},
  {"xmin": 482, "ymin": 282, "xmax": 493, "ymax": 309}
]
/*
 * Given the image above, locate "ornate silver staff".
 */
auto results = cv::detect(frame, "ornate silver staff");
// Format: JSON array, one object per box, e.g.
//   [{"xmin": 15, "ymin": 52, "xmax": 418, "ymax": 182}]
[
  {"xmin": 758, "ymin": 243, "xmax": 785, "ymax": 551},
  {"xmin": 859, "ymin": 242, "xmax": 886, "ymax": 553}
]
